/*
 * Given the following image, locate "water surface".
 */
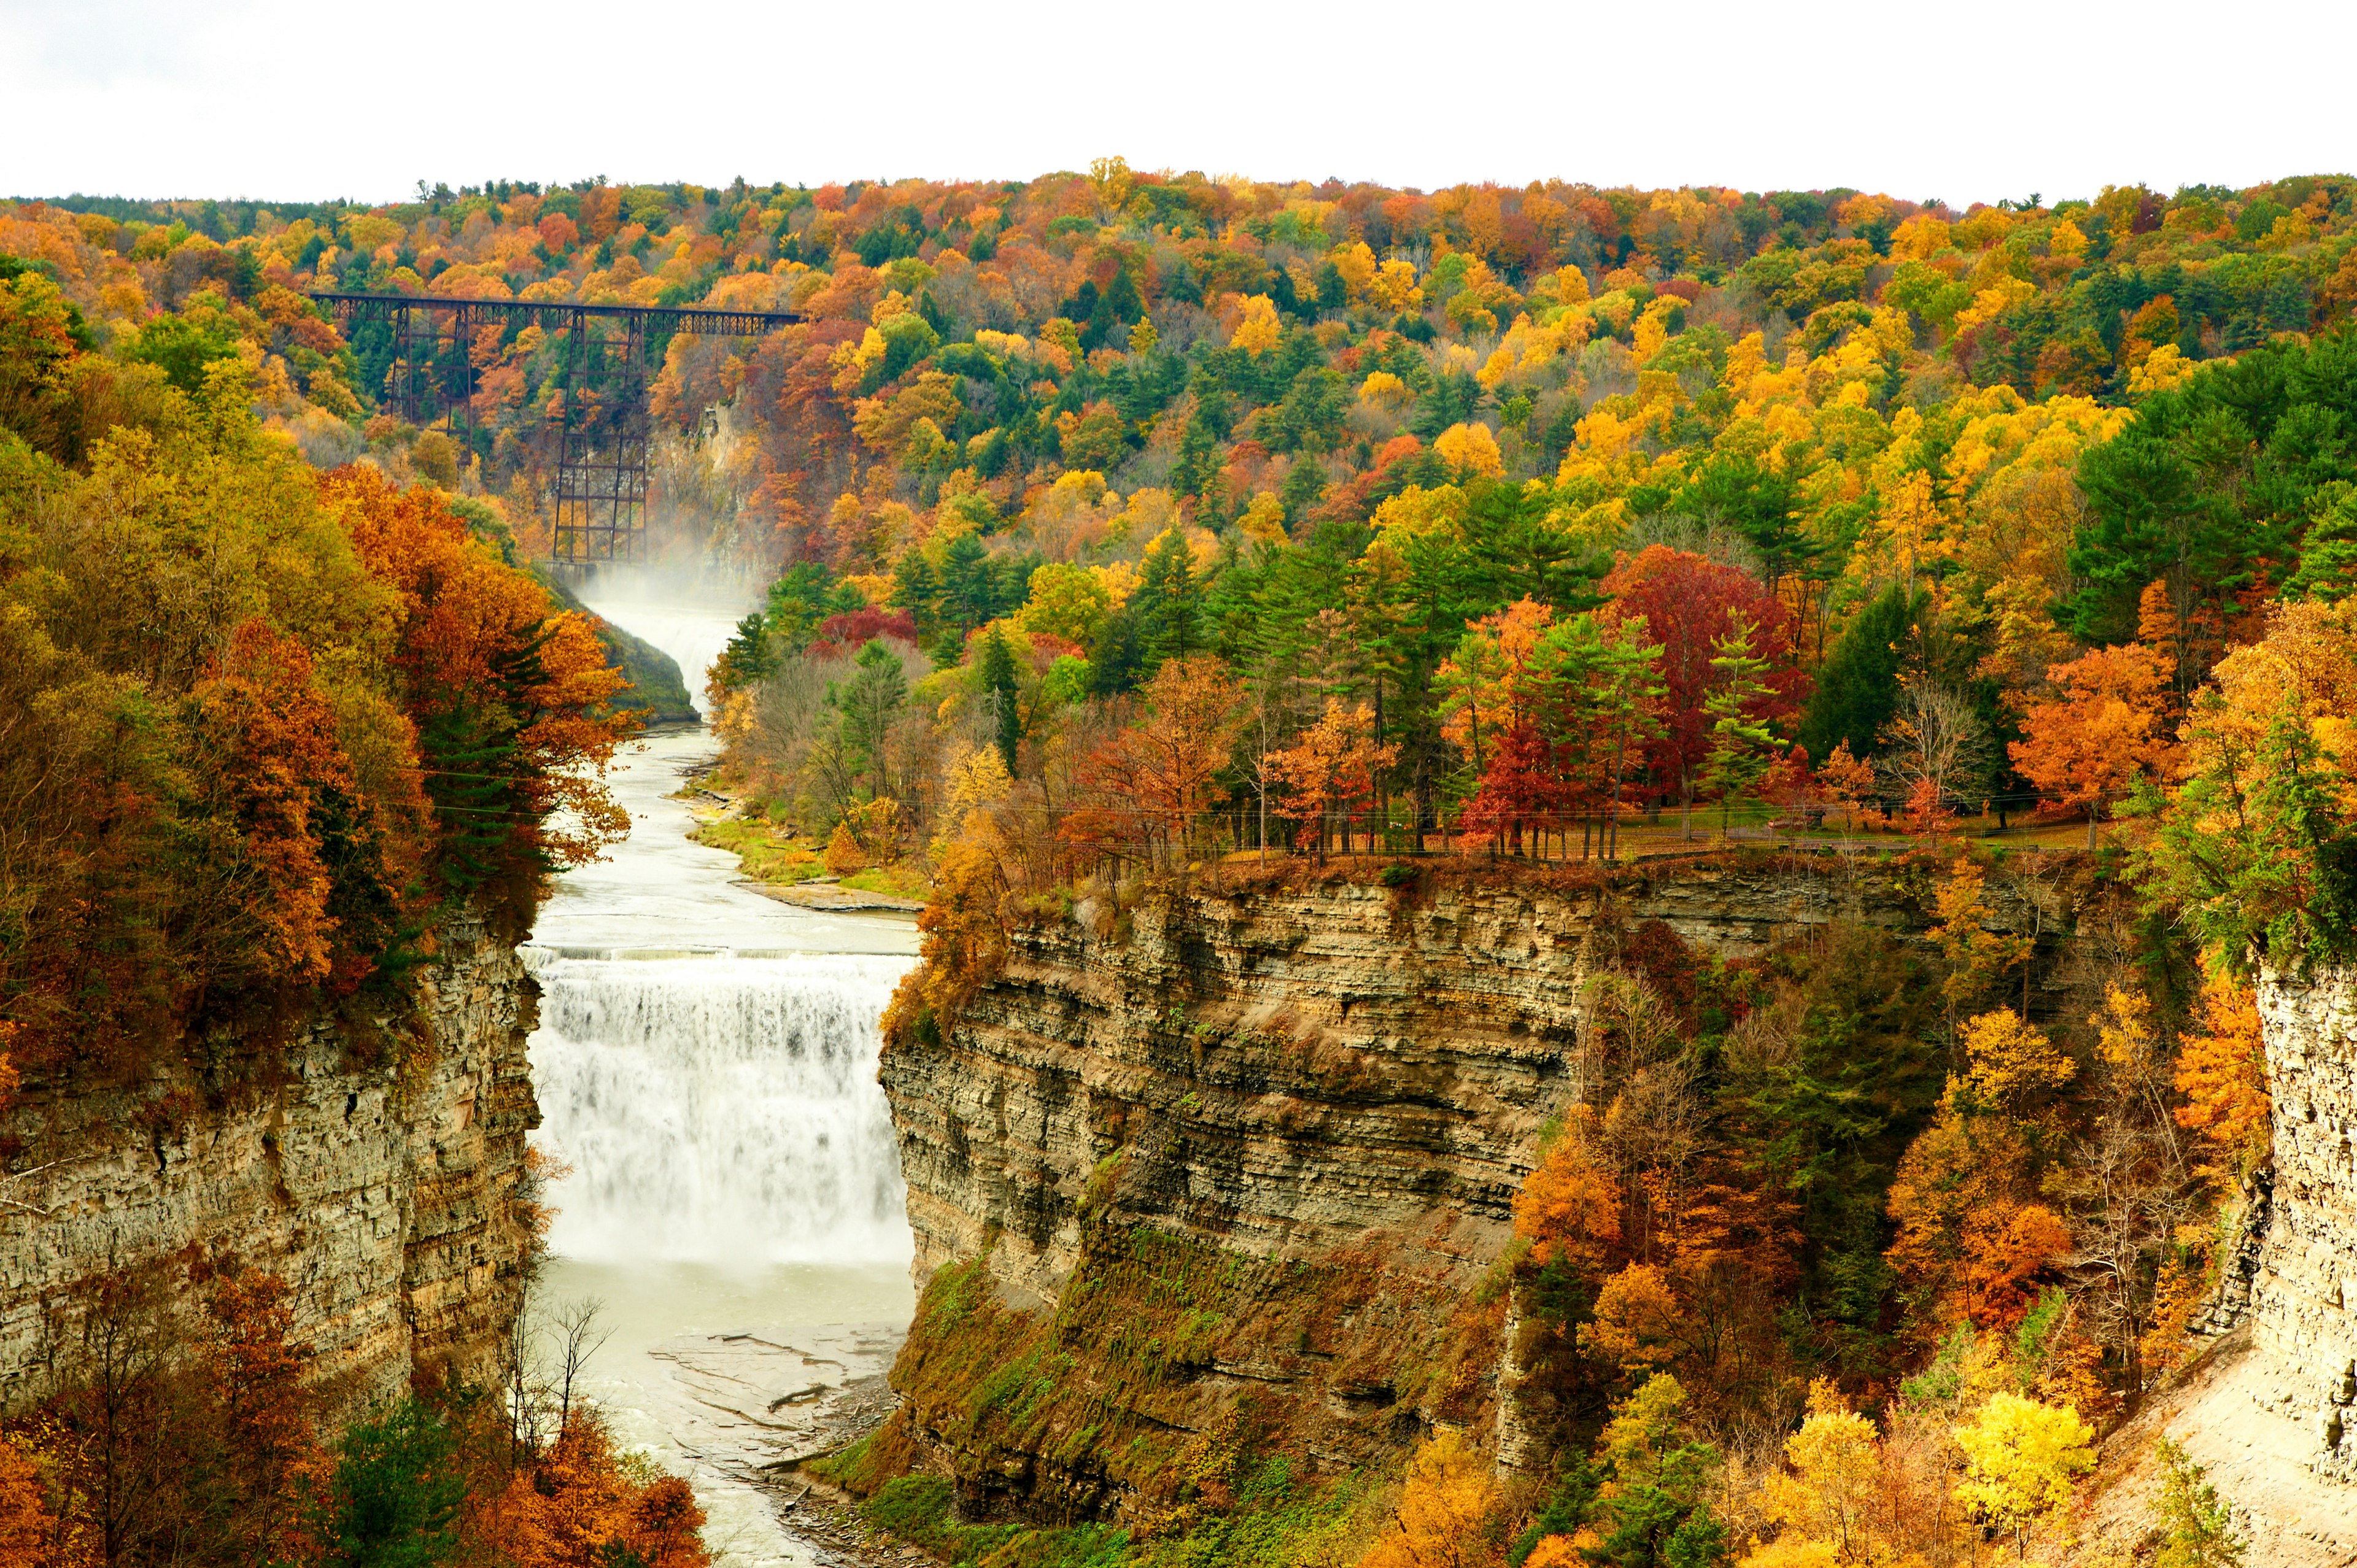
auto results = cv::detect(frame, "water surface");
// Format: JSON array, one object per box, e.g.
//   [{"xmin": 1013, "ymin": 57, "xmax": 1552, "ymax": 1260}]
[{"xmin": 525, "ymin": 599, "xmax": 918, "ymax": 1566}]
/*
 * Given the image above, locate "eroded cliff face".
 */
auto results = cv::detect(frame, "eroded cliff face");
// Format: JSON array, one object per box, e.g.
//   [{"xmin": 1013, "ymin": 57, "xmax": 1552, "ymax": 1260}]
[
  {"xmin": 0, "ymin": 915, "xmax": 541, "ymax": 1418},
  {"xmin": 873, "ymin": 855, "xmax": 2072, "ymax": 1522},
  {"xmin": 2062, "ymin": 967, "xmax": 2357, "ymax": 1565},
  {"xmin": 2250, "ymin": 966, "xmax": 2357, "ymax": 1473}
]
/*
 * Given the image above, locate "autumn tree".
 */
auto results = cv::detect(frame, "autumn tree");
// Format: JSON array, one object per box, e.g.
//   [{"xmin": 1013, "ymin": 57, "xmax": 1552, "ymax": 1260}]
[
  {"xmin": 1813, "ymin": 741, "xmax": 1877, "ymax": 840},
  {"xmin": 2143, "ymin": 599, "xmax": 2357, "ymax": 970},
  {"xmin": 1584, "ymin": 1375, "xmax": 1727, "ymax": 1568},
  {"xmin": 1887, "ymin": 1010, "xmax": 2076, "ymax": 1333},
  {"xmin": 1747, "ymin": 1380, "xmax": 1964, "ymax": 1567},
  {"xmin": 2009, "ymin": 643, "xmax": 2177, "ymax": 846},
  {"xmin": 1952, "ymin": 1393, "xmax": 2094, "ymax": 1559},
  {"xmin": 1268, "ymin": 698, "xmax": 1396, "ymax": 859},
  {"xmin": 1930, "ymin": 856, "xmax": 2034, "ymax": 1025},
  {"xmin": 1514, "ymin": 1107, "xmax": 1623, "ymax": 1275},
  {"xmin": 1600, "ymin": 547, "xmax": 1805, "ymax": 838},
  {"xmin": 2173, "ymin": 971, "xmax": 2270, "ymax": 1189},
  {"xmin": 323, "ymin": 467, "xmax": 632, "ymax": 929},
  {"xmin": 1876, "ymin": 683, "xmax": 1988, "ymax": 832},
  {"xmin": 1070, "ymin": 654, "xmax": 1245, "ymax": 868},
  {"xmin": 1358, "ymin": 1429, "xmax": 1501, "ymax": 1568}
]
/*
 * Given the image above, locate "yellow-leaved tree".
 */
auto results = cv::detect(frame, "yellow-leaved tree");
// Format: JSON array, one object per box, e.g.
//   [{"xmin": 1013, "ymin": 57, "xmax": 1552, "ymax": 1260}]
[
  {"xmin": 1358, "ymin": 1429, "xmax": 1500, "ymax": 1568},
  {"xmin": 1434, "ymin": 421, "xmax": 1504, "ymax": 477},
  {"xmin": 1953, "ymin": 1392, "xmax": 2094, "ymax": 1559},
  {"xmin": 1231, "ymin": 293, "xmax": 1281, "ymax": 357}
]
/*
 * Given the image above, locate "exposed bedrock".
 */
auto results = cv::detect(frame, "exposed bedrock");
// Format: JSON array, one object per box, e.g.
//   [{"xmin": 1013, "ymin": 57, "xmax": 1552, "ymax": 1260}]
[
  {"xmin": 875, "ymin": 855, "xmax": 2077, "ymax": 1519},
  {"xmin": 0, "ymin": 915, "xmax": 542, "ymax": 1419}
]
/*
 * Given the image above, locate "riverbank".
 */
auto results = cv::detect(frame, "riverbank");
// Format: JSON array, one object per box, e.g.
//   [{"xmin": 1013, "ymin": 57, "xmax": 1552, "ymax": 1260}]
[{"xmin": 676, "ymin": 763, "xmax": 927, "ymax": 914}]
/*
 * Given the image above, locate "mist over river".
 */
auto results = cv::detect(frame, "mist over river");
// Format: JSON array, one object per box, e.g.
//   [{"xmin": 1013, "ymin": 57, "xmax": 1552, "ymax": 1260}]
[{"xmin": 524, "ymin": 589, "xmax": 919, "ymax": 1567}]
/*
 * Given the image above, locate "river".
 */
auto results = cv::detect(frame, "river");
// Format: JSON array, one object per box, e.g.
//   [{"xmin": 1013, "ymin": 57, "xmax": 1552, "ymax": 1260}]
[{"xmin": 523, "ymin": 594, "xmax": 919, "ymax": 1567}]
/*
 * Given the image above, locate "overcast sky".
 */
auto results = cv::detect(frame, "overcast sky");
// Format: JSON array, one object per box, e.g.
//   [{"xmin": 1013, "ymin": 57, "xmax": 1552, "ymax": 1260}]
[{"xmin": 2, "ymin": 0, "xmax": 2348, "ymax": 208}]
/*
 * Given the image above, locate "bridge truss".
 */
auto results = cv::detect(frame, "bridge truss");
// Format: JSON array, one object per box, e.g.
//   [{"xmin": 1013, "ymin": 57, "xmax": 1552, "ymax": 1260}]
[{"xmin": 312, "ymin": 292, "xmax": 802, "ymax": 563}]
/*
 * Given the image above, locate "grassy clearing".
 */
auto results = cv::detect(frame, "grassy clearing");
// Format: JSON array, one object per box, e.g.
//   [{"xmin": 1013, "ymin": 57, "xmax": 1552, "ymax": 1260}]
[
  {"xmin": 687, "ymin": 817, "xmax": 827, "ymax": 882},
  {"xmin": 842, "ymin": 861, "xmax": 933, "ymax": 900},
  {"xmin": 840, "ymin": 1459, "xmax": 1377, "ymax": 1568}
]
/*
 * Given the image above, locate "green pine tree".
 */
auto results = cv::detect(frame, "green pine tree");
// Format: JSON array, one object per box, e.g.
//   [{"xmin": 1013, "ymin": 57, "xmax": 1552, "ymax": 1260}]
[
  {"xmin": 978, "ymin": 627, "xmax": 1021, "ymax": 777},
  {"xmin": 1797, "ymin": 584, "xmax": 1919, "ymax": 764},
  {"xmin": 1701, "ymin": 614, "xmax": 1778, "ymax": 842}
]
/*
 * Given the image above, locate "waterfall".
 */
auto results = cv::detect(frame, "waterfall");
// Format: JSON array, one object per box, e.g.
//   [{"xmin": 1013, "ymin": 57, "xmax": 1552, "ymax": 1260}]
[
  {"xmin": 530, "ymin": 953, "xmax": 912, "ymax": 1266},
  {"xmin": 523, "ymin": 598, "xmax": 919, "ymax": 1276},
  {"xmin": 510, "ymin": 598, "xmax": 917, "ymax": 1566}
]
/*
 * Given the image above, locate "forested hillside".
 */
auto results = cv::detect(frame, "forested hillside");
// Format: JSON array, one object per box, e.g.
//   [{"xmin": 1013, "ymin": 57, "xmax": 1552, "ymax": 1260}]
[{"xmin": 0, "ymin": 244, "xmax": 699, "ymax": 1563}]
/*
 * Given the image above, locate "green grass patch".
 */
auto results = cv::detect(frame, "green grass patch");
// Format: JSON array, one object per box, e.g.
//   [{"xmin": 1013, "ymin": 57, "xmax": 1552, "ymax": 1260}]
[
  {"xmin": 855, "ymin": 1462, "xmax": 1369, "ymax": 1568},
  {"xmin": 864, "ymin": 1475, "xmax": 1131, "ymax": 1568},
  {"xmin": 842, "ymin": 861, "xmax": 932, "ymax": 899},
  {"xmin": 689, "ymin": 818, "xmax": 826, "ymax": 882},
  {"xmin": 1136, "ymin": 1460, "xmax": 1377, "ymax": 1568}
]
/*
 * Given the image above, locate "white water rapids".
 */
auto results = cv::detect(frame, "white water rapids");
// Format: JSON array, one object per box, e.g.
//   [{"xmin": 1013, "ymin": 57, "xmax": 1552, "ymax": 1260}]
[{"xmin": 524, "ymin": 591, "xmax": 919, "ymax": 1566}]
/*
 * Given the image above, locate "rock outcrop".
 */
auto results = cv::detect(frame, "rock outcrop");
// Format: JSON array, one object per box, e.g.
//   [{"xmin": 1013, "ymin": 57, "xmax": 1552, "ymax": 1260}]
[
  {"xmin": 2250, "ymin": 965, "xmax": 2357, "ymax": 1473},
  {"xmin": 0, "ymin": 915, "xmax": 541, "ymax": 1418},
  {"xmin": 874, "ymin": 854, "xmax": 2075, "ymax": 1520},
  {"xmin": 2064, "ymin": 966, "xmax": 2357, "ymax": 1565}
]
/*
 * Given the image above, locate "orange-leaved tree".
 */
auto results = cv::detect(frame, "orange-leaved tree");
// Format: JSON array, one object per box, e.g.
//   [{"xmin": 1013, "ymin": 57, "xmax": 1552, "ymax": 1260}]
[
  {"xmin": 1267, "ymin": 698, "xmax": 1395, "ymax": 860},
  {"xmin": 482, "ymin": 1410, "xmax": 710, "ymax": 1568},
  {"xmin": 1513, "ymin": 1106, "xmax": 1622, "ymax": 1275},
  {"xmin": 1887, "ymin": 1009, "xmax": 2076, "ymax": 1334},
  {"xmin": 2008, "ymin": 643, "xmax": 2177, "ymax": 847},
  {"xmin": 322, "ymin": 467, "xmax": 632, "ymax": 930},
  {"xmin": 2174, "ymin": 969, "xmax": 2270, "ymax": 1189},
  {"xmin": 188, "ymin": 618, "xmax": 399, "ymax": 995},
  {"xmin": 1068, "ymin": 654, "xmax": 1245, "ymax": 870}
]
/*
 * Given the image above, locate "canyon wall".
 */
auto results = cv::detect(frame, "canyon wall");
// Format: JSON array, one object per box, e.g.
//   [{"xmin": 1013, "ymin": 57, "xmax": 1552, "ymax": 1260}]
[
  {"xmin": 873, "ymin": 853, "xmax": 2074, "ymax": 1521},
  {"xmin": 2250, "ymin": 965, "xmax": 2357, "ymax": 1475},
  {"xmin": 0, "ymin": 914, "xmax": 541, "ymax": 1418}
]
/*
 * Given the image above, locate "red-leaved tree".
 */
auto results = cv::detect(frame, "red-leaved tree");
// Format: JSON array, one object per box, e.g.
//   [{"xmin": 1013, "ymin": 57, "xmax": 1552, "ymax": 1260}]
[{"xmin": 1600, "ymin": 546, "xmax": 1809, "ymax": 835}]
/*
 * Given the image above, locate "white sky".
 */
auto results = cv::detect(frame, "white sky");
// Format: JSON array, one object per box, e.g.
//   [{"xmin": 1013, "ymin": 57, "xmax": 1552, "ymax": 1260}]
[{"xmin": 2, "ymin": 0, "xmax": 2350, "ymax": 209}]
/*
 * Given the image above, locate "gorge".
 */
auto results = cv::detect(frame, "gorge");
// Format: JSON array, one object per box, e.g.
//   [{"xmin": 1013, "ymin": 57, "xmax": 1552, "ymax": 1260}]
[
  {"xmin": 857, "ymin": 860, "xmax": 2357, "ymax": 1561},
  {"xmin": 16, "ymin": 612, "xmax": 2357, "ymax": 1564},
  {"xmin": 525, "ymin": 595, "xmax": 918, "ymax": 1567},
  {"xmin": 22, "ymin": 153, "xmax": 2357, "ymax": 1568}
]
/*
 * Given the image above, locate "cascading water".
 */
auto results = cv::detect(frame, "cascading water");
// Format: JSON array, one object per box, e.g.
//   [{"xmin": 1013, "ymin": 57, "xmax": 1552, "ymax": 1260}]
[
  {"xmin": 529, "ymin": 954, "xmax": 913, "ymax": 1266},
  {"xmin": 519, "ymin": 584, "xmax": 919, "ymax": 1567}
]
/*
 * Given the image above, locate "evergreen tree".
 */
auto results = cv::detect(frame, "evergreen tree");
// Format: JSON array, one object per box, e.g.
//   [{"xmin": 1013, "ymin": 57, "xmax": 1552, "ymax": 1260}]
[
  {"xmin": 1279, "ymin": 458, "xmax": 1326, "ymax": 526},
  {"xmin": 891, "ymin": 552, "xmax": 944, "ymax": 643},
  {"xmin": 831, "ymin": 641, "xmax": 909, "ymax": 800},
  {"xmin": 1701, "ymin": 614, "xmax": 1779, "ymax": 839},
  {"xmin": 1088, "ymin": 603, "xmax": 1149, "ymax": 695},
  {"xmin": 1797, "ymin": 584, "xmax": 1919, "ymax": 765},
  {"xmin": 2151, "ymin": 1437, "xmax": 2246, "ymax": 1568},
  {"xmin": 1132, "ymin": 529, "xmax": 1206, "ymax": 671},
  {"xmin": 939, "ymin": 532, "xmax": 997, "ymax": 639},
  {"xmin": 329, "ymin": 1397, "xmax": 466, "ymax": 1568},
  {"xmin": 978, "ymin": 627, "xmax": 1021, "ymax": 776},
  {"xmin": 1457, "ymin": 480, "xmax": 1611, "ymax": 611}
]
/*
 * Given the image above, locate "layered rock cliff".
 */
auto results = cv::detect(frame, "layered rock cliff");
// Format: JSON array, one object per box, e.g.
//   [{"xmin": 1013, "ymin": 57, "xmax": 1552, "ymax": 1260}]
[
  {"xmin": 872, "ymin": 853, "xmax": 2077, "ymax": 1521},
  {"xmin": 2065, "ymin": 967, "xmax": 2357, "ymax": 1565},
  {"xmin": 0, "ymin": 914, "xmax": 541, "ymax": 1417},
  {"xmin": 2250, "ymin": 966, "xmax": 2357, "ymax": 1472}
]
